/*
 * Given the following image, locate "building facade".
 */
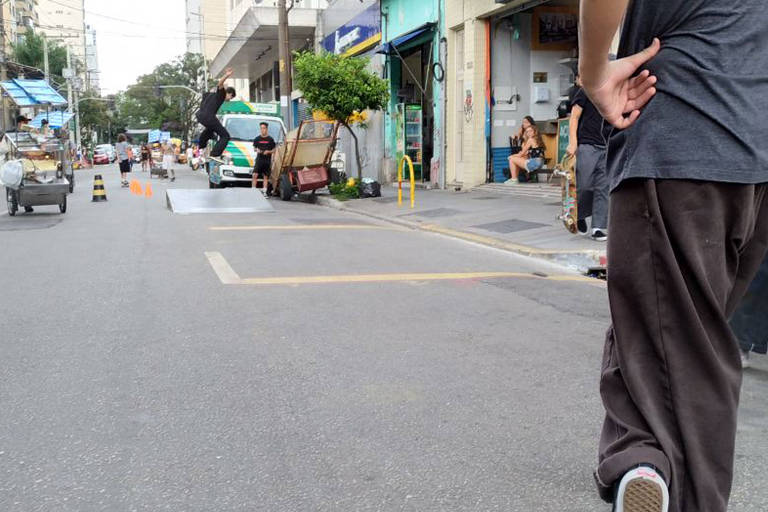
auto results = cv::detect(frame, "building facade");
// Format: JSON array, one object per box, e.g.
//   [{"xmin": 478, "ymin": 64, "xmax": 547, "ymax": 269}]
[
  {"xmin": 320, "ymin": 0, "xmax": 384, "ymax": 181},
  {"xmin": 380, "ymin": 0, "xmax": 446, "ymax": 187},
  {"xmin": 84, "ymin": 23, "xmax": 99, "ymax": 94},
  {"xmin": 37, "ymin": 0, "xmax": 87, "ymax": 78},
  {"xmin": 444, "ymin": 0, "xmax": 582, "ymax": 188},
  {"xmin": 14, "ymin": 0, "xmax": 38, "ymax": 41}
]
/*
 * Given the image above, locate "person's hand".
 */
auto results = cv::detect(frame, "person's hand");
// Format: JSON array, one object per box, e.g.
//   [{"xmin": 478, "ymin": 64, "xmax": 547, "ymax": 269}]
[
  {"xmin": 581, "ymin": 38, "xmax": 660, "ymax": 130},
  {"xmin": 566, "ymin": 143, "xmax": 577, "ymax": 157},
  {"xmin": 224, "ymin": 67, "xmax": 233, "ymax": 78}
]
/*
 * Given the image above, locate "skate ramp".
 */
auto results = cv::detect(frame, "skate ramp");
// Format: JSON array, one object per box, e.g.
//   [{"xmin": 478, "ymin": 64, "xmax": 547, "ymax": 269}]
[{"xmin": 166, "ymin": 189, "xmax": 275, "ymax": 214}]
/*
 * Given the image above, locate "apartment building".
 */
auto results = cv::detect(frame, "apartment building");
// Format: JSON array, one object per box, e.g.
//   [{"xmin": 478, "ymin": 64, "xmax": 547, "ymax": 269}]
[{"xmin": 15, "ymin": 0, "xmax": 38, "ymax": 40}]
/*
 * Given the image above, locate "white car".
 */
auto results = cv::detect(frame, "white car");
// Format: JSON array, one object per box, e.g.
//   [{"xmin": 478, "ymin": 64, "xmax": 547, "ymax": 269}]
[{"xmin": 95, "ymin": 144, "xmax": 115, "ymax": 162}]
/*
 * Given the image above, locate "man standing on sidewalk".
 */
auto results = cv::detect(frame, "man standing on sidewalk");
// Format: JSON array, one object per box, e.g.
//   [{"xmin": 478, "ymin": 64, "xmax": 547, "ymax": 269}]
[
  {"xmin": 566, "ymin": 74, "xmax": 610, "ymax": 241},
  {"xmin": 580, "ymin": 1, "xmax": 768, "ymax": 511}
]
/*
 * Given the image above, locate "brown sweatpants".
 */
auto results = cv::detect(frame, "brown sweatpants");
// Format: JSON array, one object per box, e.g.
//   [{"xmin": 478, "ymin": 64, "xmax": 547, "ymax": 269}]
[{"xmin": 596, "ymin": 179, "xmax": 768, "ymax": 512}]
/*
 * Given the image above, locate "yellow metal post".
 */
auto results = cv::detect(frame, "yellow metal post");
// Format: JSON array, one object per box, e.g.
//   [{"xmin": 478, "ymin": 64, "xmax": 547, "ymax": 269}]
[{"xmin": 398, "ymin": 156, "xmax": 415, "ymax": 208}]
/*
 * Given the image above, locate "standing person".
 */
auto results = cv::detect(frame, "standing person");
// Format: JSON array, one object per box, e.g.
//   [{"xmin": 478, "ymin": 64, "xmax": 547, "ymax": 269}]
[
  {"xmin": 161, "ymin": 142, "xmax": 175, "ymax": 182},
  {"xmin": 581, "ymin": 1, "xmax": 768, "ymax": 511},
  {"xmin": 196, "ymin": 67, "xmax": 236, "ymax": 163},
  {"xmin": 566, "ymin": 74, "xmax": 611, "ymax": 241},
  {"xmin": 115, "ymin": 134, "xmax": 132, "ymax": 187},
  {"xmin": 252, "ymin": 122, "xmax": 276, "ymax": 194},
  {"xmin": 140, "ymin": 144, "xmax": 151, "ymax": 172}
]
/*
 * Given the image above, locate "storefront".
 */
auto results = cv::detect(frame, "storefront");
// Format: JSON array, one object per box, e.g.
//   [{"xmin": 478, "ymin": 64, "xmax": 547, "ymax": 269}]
[
  {"xmin": 445, "ymin": 0, "xmax": 581, "ymax": 188},
  {"xmin": 319, "ymin": 0, "xmax": 386, "ymax": 181},
  {"xmin": 380, "ymin": 0, "xmax": 446, "ymax": 186}
]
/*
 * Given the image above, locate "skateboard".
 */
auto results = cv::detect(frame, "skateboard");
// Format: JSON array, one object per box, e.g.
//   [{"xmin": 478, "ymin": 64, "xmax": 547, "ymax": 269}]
[{"xmin": 553, "ymin": 154, "xmax": 578, "ymax": 234}]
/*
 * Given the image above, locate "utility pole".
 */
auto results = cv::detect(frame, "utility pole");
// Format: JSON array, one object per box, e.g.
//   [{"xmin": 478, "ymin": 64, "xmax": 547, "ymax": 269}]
[
  {"xmin": 277, "ymin": 0, "xmax": 292, "ymax": 129},
  {"xmin": 0, "ymin": 1, "xmax": 6, "ymax": 132},
  {"xmin": 43, "ymin": 34, "xmax": 49, "ymax": 82}
]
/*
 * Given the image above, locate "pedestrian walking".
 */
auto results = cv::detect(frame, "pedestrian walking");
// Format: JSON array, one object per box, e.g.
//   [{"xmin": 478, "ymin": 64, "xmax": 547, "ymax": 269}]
[
  {"xmin": 115, "ymin": 134, "xmax": 132, "ymax": 187},
  {"xmin": 140, "ymin": 144, "xmax": 150, "ymax": 172},
  {"xmin": 161, "ymin": 142, "xmax": 175, "ymax": 182},
  {"xmin": 252, "ymin": 121, "xmax": 276, "ymax": 194},
  {"xmin": 566, "ymin": 73, "xmax": 611, "ymax": 242},
  {"xmin": 196, "ymin": 67, "xmax": 236, "ymax": 163},
  {"xmin": 581, "ymin": 1, "xmax": 768, "ymax": 511}
]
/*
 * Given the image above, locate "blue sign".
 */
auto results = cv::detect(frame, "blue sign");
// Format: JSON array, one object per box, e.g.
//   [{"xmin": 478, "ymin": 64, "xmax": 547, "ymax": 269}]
[{"xmin": 322, "ymin": 3, "xmax": 381, "ymax": 56}]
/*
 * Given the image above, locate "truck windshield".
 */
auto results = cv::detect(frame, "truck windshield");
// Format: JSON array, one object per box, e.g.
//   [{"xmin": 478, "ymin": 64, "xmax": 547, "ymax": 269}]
[{"xmin": 225, "ymin": 118, "xmax": 284, "ymax": 143}]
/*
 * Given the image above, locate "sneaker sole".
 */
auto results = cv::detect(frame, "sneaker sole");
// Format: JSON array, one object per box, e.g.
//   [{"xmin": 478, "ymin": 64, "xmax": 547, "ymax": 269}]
[{"xmin": 621, "ymin": 479, "xmax": 664, "ymax": 512}]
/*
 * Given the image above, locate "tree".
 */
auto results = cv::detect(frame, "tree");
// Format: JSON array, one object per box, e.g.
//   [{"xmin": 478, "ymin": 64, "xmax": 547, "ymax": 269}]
[
  {"xmin": 118, "ymin": 53, "xmax": 210, "ymax": 142},
  {"xmin": 293, "ymin": 51, "xmax": 389, "ymax": 180},
  {"xmin": 11, "ymin": 32, "xmax": 75, "ymax": 90}
]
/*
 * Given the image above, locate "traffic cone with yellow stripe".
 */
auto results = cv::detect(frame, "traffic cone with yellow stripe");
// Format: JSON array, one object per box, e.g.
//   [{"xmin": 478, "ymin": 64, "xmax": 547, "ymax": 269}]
[{"xmin": 92, "ymin": 174, "xmax": 107, "ymax": 202}]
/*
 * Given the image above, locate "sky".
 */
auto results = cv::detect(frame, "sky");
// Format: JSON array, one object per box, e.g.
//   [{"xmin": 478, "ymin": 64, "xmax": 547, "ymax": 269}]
[{"xmin": 84, "ymin": 0, "xmax": 187, "ymax": 95}]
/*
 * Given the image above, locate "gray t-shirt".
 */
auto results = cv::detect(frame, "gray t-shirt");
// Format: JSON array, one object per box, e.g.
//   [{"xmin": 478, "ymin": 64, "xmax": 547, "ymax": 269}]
[
  {"xmin": 115, "ymin": 141, "xmax": 130, "ymax": 162},
  {"xmin": 608, "ymin": 0, "xmax": 768, "ymax": 190}
]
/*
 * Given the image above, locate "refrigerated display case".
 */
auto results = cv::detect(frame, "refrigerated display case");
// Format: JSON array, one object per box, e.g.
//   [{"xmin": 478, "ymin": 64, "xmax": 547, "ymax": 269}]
[{"xmin": 396, "ymin": 103, "xmax": 423, "ymax": 181}]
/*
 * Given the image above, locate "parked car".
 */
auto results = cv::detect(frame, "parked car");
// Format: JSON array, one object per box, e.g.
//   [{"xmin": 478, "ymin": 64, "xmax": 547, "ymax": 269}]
[
  {"xmin": 95, "ymin": 144, "xmax": 115, "ymax": 162},
  {"xmin": 93, "ymin": 150, "xmax": 110, "ymax": 165}
]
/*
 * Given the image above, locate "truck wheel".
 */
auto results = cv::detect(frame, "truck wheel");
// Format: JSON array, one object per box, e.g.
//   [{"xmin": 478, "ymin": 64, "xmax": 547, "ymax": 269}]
[
  {"xmin": 59, "ymin": 195, "xmax": 67, "ymax": 214},
  {"xmin": 6, "ymin": 188, "xmax": 17, "ymax": 216},
  {"xmin": 209, "ymin": 180, "xmax": 218, "ymax": 189},
  {"xmin": 279, "ymin": 173, "xmax": 292, "ymax": 201}
]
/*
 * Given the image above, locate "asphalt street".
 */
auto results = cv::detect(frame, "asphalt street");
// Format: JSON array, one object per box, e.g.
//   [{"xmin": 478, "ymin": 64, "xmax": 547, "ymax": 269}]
[{"xmin": 1, "ymin": 163, "xmax": 766, "ymax": 511}]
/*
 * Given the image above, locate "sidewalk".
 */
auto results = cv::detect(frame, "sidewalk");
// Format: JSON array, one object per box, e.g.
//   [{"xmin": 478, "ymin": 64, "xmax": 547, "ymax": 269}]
[{"xmin": 303, "ymin": 182, "xmax": 607, "ymax": 272}]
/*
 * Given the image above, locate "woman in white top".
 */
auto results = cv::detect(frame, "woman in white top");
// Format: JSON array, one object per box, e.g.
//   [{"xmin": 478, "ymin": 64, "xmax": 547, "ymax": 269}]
[{"xmin": 161, "ymin": 142, "xmax": 176, "ymax": 182}]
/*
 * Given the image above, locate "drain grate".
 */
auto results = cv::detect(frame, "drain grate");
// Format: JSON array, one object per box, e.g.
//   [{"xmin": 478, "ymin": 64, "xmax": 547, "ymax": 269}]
[{"xmin": 473, "ymin": 219, "xmax": 548, "ymax": 234}]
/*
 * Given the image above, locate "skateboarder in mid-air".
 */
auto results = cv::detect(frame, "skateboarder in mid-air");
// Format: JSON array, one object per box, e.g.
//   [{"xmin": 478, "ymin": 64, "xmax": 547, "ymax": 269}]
[{"xmin": 197, "ymin": 67, "xmax": 236, "ymax": 163}]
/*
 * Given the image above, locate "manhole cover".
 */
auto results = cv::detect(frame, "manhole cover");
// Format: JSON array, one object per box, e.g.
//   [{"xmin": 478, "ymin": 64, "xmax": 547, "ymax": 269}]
[
  {"xmin": 472, "ymin": 196, "xmax": 502, "ymax": 201},
  {"xmin": 473, "ymin": 219, "xmax": 548, "ymax": 234}
]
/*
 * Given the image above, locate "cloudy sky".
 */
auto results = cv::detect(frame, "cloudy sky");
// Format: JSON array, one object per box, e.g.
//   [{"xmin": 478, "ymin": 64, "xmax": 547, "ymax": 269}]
[{"xmin": 84, "ymin": 0, "xmax": 187, "ymax": 95}]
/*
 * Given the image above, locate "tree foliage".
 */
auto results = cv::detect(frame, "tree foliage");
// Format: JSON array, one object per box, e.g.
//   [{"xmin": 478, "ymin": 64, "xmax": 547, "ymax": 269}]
[
  {"xmin": 118, "ymin": 53, "xmax": 210, "ymax": 141},
  {"xmin": 293, "ymin": 52, "xmax": 389, "ymax": 179},
  {"xmin": 11, "ymin": 33, "xmax": 76, "ymax": 90}
]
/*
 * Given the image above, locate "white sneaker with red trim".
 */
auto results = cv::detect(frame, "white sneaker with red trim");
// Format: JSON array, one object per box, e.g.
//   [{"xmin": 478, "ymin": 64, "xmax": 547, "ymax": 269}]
[{"xmin": 614, "ymin": 466, "xmax": 669, "ymax": 512}]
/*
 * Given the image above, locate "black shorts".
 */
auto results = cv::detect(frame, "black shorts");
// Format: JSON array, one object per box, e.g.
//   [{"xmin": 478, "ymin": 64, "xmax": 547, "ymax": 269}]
[
  {"xmin": 119, "ymin": 160, "xmax": 131, "ymax": 173},
  {"xmin": 255, "ymin": 160, "xmax": 271, "ymax": 178}
]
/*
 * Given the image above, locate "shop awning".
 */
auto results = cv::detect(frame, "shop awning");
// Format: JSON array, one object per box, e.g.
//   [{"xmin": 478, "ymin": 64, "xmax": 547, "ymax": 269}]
[
  {"xmin": 29, "ymin": 111, "xmax": 74, "ymax": 129},
  {"xmin": 0, "ymin": 79, "xmax": 67, "ymax": 107},
  {"xmin": 376, "ymin": 23, "xmax": 436, "ymax": 55}
]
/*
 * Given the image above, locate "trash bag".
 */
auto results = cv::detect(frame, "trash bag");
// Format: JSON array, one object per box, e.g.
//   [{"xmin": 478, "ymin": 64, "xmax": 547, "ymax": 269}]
[
  {"xmin": 0, "ymin": 160, "xmax": 23, "ymax": 190},
  {"xmin": 360, "ymin": 179, "xmax": 381, "ymax": 198}
]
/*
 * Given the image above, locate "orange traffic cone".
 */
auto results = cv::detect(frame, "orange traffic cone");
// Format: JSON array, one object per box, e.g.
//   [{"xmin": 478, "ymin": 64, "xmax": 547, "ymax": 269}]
[
  {"xmin": 134, "ymin": 181, "xmax": 143, "ymax": 196},
  {"xmin": 145, "ymin": 182, "xmax": 153, "ymax": 198},
  {"xmin": 92, "ymin": 174, "xmax": 107, "ymax": 202}
]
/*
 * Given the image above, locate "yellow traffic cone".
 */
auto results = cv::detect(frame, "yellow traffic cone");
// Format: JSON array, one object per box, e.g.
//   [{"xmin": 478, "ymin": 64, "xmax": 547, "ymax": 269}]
[{"xmin": 92, "ymin": 174, "xmax": 107, "ymax": 202}]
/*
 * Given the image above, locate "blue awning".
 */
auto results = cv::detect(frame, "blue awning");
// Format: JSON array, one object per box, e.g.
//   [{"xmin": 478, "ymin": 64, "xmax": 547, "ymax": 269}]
[
  {"xmin": 29, "ymin": 111, "xmax": 74, "ymax": 129},
  {"xmin": 376, "ymin": 23, "xmax": 435, "ymax": 55},
  {"xmin": 0, "ymin": 79, "xmax": 67, "ymax": 107}
]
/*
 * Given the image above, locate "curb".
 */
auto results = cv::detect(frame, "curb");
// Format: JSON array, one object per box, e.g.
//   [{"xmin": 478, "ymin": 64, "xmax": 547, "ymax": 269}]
[{"xmin": 298, "ymin": 194, "xmax": 605, "ymax": 272}]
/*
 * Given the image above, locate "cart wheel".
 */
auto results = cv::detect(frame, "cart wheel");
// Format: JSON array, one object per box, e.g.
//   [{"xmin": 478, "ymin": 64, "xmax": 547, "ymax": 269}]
[
  {"xmin": 68, "ymin": 173, "xmax": 75, "ymax": 193},
  {"xmin": 279, "ymin": 173, "xmax": 292, "ymax": 201},
  {"xmin": 6, "ymin": 188, "xmax": 17, "ymax": 216},
  {"xmin": 59, "ymin": 195, "xmax": 67, "ymax": 214}
]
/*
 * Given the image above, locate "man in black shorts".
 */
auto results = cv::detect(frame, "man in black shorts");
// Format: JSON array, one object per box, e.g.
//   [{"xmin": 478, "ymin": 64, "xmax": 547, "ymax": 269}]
[
  {"xmin": 196, "ymin": 67, "xmax": 235, "ymax": 162},
  {"xmin": 252, "ymin": 122, "xmax": 276, "ymax": 194},
  {"xmin": 580, "ymin": 0, "xmax": 768, "ymax": 511}
]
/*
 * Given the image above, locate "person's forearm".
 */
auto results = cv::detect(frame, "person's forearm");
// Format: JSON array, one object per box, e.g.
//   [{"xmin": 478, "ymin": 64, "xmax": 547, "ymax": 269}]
[
  {"xmin": 569, "ymin": 113, "xmax": 580, "ymax": 146},
  {"xmin": 579, "ymin": 0, "xmax": 628, "ymax": 84},
  {"xmin": 217, "ymin": 74, "xmax": 228, "ymax": 89}
]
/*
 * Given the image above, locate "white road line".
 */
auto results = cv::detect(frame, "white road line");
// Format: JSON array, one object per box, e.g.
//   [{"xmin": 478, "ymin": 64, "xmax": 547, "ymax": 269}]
[{"xmin": 204, "ymin": 251, "xmax": 242, "ymax": 284}]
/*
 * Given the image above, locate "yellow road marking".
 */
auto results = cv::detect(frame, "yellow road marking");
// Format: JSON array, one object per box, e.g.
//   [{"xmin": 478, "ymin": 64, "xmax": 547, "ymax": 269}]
[
  {"xmin": 209, "ymin": 224, "xmax": 396, "ymax": 231},
  {"xmin": 204, "ymin": 251, "xmax": 242, "ymax": 284},
  {"xmin": 204, "ymin": 251, "xmax": 600, "ymax": 286}
]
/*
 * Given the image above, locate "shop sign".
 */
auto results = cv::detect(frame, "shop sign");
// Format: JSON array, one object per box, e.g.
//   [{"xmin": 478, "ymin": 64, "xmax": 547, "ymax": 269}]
[{"xmin": 322, "ymin": 3, "xmax": 382, "ymax": 56}]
